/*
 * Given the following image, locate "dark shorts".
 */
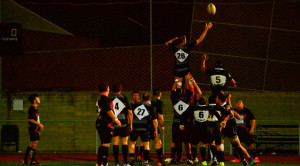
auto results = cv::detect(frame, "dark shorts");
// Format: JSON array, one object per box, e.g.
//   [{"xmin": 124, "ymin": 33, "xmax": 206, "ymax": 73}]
[
  {"xmin": 210, "ymin": 121, "xmax": 221, "ymax": 145},
  {"xmin": 29, "ymin": 131, "xmax": 40, "ymax": 141},
  {"xmin": 113, "ymin": 126, "xmax": 130, "ymax": 137},
  {"xmin": 221, "ymin": 124, "xmax": 238, "ymax": 139},
  {"xmin": 192, "ymin": 121, "xmax": 213, "ymax": 145},
  {"xmin": 130, "ymin": 131, "xmax": 150, "ymax": 142},
  {"xmin": 172, "ymin": 122, "xmax": 190, "ymax": 144},
  {"xmin": 96, "ymin": 122, "xmax": 113, "ymax": 144},
  {"xmin": 237, "ymin": 128, "xmax": 254, "ymax": 146},
  {"xmin": 174, "ymin": 69, "xmax": 190, "ymax": 78}
]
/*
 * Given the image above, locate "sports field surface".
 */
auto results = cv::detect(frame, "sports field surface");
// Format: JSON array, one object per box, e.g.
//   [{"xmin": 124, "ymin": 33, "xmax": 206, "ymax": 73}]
[{"xmin": 1, "ymin": 154, "xmax": 300, "ymax": 166}]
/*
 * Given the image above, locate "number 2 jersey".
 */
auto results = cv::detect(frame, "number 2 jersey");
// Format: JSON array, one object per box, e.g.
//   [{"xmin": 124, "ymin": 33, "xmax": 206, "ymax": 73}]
[
  {"xmin": 205, "ymin": 67, "xmax": 233, "ymax": 94},
  {"xmin": 169, "ymin": 41, "xmax": 197, "ymax": 77},
  {"xmin": 131, "ymin": 102, "xmax": 157, "ymax": 135},
  {"xmin": 109, "ymin": 94, "xmax": 131, "ymax": 128}
]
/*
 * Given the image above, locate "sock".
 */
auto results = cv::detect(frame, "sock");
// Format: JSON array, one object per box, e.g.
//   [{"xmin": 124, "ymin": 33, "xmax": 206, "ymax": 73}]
[
  {"xmin": 122, "ymin": 145, "xmax": 128, "ymax": 163},
  {"xmin": 248, "ymin": 149, "xmax": 257, "ymax": 158},
  {"xmin": 129, "ymin": 153, "xmax": 135, "ymax": 165},
  {"xmin": 143, "ymin": 150, "xmax": 150, "ymax": 161},
  {"xmin": 113, "ymin": 145, "xmax": 119, "ymax": 164},
  {"xmin": 187, "ymin": 154, "xmax": 191, "ymax": 160},
  {"xmin": 217, "ymin": 150, "xmax": 224, "ymax": 162},
  {"xmin": 97, "ymin": 146, "xmax": 103, "ymax": 165},
  {"xmin": 156, "ymin": 148, "xmax": 163, "ymax": 163},
  {"xmin": 200, "ymin": 147, "xmax": 206, "ymax": 161},
  {"xmin": 210, "ymin": 145, "xmax": 218, "ymax": 161},
  {"xmin": 31, "ymin": 149, "xmax": 36, "ymax": 161},
  {"xmin": 248, "ymin": 157, "xmax": 254, "ymax": 162},
  {"xmin": 176, "ymin": 142, "xmax": 182, "ymax": 161},
  {"xmin": 140, "ymin": 146, "xmax": 145, "ymax": 158},
  {"xmin": 102, "ymin": 146, "xmax": 109, "ymax": 165},
  {"xmin": 191, "ymin": 147, "xmax": 197, "ymax": 160},
  {"xmin": 232, "ymin": 142, "xmax": 245, "ymax": 162},
  {"xmin": 171, "ymin": 147, "xmax": 176, "ymax": 159},
  {"xmin": 24, "ymin": 146, "xmax": 32, "ymax": 161},
  {"xmin": 233, "ymin": 148, "xmax": 239, "ymax": 159},
  {"xmin": 135, "ymin": 145, "xmax": 139, "ymax": 157}
]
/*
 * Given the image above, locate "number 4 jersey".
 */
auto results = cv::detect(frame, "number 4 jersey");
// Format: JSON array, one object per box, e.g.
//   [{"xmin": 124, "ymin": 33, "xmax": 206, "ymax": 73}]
[
  {"xmin": 109, "ymin": 94, "xmax": 131, "ymax": 128},
  {"xmin": 131, "ymin": 102, "xmax": 157, "ymax": 135}
]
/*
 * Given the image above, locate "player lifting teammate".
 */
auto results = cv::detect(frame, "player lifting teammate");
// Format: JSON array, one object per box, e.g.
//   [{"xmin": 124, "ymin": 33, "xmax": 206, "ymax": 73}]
[
  {"xmin": 109, "ymin": 84, "xmax": 133, "ymax": 166},
  {"xmin": 96, "ymin": 82, "xmax": 121, "ymax": 166},
  {"xmin": 165, "ymin": 74, "xmax": 194, "ymax": 165}
]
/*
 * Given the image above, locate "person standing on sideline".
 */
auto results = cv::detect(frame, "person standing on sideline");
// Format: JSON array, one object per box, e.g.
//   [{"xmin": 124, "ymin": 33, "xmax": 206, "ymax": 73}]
[
  {"xmin": 96, "ymin": 82, "xmax": 121, "ymax": 166},
  {"xmin": 22, "ymin": 94, "xmax": 44, "ymax": 165}
]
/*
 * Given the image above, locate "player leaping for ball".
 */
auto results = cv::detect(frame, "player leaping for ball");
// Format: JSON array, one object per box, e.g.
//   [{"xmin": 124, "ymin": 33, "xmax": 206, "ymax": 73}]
[{"xmin": 165, "ymin": 22, "xmax": 213, "ymax": 88}]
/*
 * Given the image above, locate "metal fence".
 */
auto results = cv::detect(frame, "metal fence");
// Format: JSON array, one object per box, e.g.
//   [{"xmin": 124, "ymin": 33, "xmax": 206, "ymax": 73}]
[{"xmin": 1, "ymin": 0, "xmax": 299, "ymax": 92}]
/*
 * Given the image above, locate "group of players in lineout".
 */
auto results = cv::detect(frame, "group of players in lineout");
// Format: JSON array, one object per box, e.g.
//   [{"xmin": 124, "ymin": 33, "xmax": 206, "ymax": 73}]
[{"xmin": 22, "ymin": 22, "xmax": 260, "ymax": 166}]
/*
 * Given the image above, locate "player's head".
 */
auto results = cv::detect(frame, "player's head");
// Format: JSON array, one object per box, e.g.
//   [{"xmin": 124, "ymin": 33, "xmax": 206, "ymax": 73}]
[
  {"xmin": 235, "ymin": 99, "xmax": 244, "ymax": 110},
  {"xmin": 215, "ymin": 60, "xmax": 223, "ymax": 68},
  {"xmin": 216, "ymin": 92, "xmax": 227, "ymax": 104},
  {"xmin": 99, "ymin": 82, "xmax": 109, "ymax": 93},
  {"xmin": 153, "ymin": 89, "xmax": 162, "ymax": 97},
  {"xmin": 198, "ymin": 97, "xmax": 207, "ymax": 105},
  {"xmin": 111, "ymin": 83, "xmax": 123, "ymax": 93},
  {"xmin": 29, "ymin": 93, "xmax": 40, "ymax": 104},
  {"xmin": 132, "ymin": 91, "xmax": 140, "ymax": 103},
  {"xmin": 177, "ymin": 35, "xmax": 187, "ymax": 45},
  {"xmin": 142, "ymin": 92, "xmax": 151, "ymax": 102}
]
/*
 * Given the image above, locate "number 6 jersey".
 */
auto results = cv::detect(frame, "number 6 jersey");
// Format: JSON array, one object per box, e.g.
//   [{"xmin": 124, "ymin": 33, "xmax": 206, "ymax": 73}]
[{"xmin": 170, "ymin": 89, "xmax": 193, "ymax": 125}]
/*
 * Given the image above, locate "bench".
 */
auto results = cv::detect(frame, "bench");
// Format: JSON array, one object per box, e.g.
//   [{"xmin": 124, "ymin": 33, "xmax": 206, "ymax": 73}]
[{"xmin": 256, "ymin": 124, "xmax": 299, "ymax": 154}]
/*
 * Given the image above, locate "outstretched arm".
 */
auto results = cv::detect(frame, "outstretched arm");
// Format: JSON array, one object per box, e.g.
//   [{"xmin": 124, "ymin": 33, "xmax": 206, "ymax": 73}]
[
  {"xmin": 195, "ymin": 22, "xmax": 213, "ymax": 45},
  {"xmin": 201, "ymin": 54, "xmax": 208, "ymax": 72},
  {"xmin": 165, "ymin": 37, "xmax": 178, "ymax": 47},
  {"xmin": 190, "ymin": 75, "xmax": 202, "ymax": 100}
]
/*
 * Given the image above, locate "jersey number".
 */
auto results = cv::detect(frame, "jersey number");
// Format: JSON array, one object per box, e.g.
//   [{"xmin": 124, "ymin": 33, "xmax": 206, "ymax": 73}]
[
  {"xmin": 115, "ymin": 103, "xmax": 119, "ymax": 110},
  {"xmin": 177, "ymin": 53, "xmax": 186, "ymax": 59},
  {"xmin": 137, "ymin": 108, "xmax": 145, "ymax": 116},
  {"xmin": 199, "ymin": 112, "xmax": 204, "ymax": 118},
  {"xmin": 178, "ymin": 104, "xmax": 183, "ymax": 111},
  {"xmin": 216, "ymin": 76, "xmax": 221, "ymax": 83}
]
